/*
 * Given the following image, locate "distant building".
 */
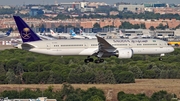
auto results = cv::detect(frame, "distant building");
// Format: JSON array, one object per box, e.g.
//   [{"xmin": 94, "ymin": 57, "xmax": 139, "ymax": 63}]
[
  {"xmin": 60, "ymin": 2, "xmax": 81, "ymax": 9},
  {"xmin": 144, "ymin": 3, "xmax": 167, "ymax": 7},
  {"xmin": 109, "ymin": 11, "xmax": 119, "ymax": 16},
  {"xmin": 120, "ymin": 29, "xmax": 151, "ymax": 39},
  {"xmin": 118, "ymin": 4, "xmax": 144, "ymax": 13},
  {"xmin": 81, "ymin": 7, "xmax": 95, "ymax": 12},
  {"xmin": 2, "ymin": 6, "xmax": 11, "ymax": 9},
  {"xmin": 87, "ymin": 2, "xmax": 108, "ymax": 8},
  {"xmin": 29, "ymin": 6, "xmax": 44, "ymax": 16},
  {"xmin": 155, "ymin": 30, "xmax": 175, "ymax": 39}
]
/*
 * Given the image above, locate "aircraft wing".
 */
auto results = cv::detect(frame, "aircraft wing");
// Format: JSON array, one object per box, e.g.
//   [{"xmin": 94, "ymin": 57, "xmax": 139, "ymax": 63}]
[
  {"xmin": 96, "ymin": 35, "xmax": 116, "ymax": 57},
  {"xmin": 96, "ymin": 35, "xmax": 116, "ymax": 51}
]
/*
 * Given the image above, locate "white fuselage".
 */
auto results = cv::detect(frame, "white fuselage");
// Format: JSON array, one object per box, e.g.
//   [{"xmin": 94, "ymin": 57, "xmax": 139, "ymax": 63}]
[
  {"xmin": 17, "ymin": 39, "xmax": 174, "ymax": 56},
  {"xmin": 17, "ymin": 38, "xmax": 174, "ymax": 57}
]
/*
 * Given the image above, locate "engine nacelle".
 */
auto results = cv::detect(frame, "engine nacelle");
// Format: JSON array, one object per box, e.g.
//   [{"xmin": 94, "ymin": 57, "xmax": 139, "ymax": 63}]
[{"xmin": 115, "ymin": 49, "xmax": 133, "ymax": 59}]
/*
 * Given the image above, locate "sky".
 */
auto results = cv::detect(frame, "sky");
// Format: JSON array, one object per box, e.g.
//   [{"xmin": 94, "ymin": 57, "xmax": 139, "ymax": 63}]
[{"xmin": 0, "ymin": 0, "xmax": 180, "ymax": 5}]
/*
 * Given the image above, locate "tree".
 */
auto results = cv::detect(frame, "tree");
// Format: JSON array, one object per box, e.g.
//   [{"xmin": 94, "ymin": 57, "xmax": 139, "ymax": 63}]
[
  {"xmin": 119, "ymin": 21, "xmax": 133, "ymax": 29},
  {"xmin": 6, "ymin": 69, "xmax": 16, "ymax": 84},
  {"xmin": 150, "ymin": 90, "xmax": 176, "ymax": 101},
  {"xmin": 128, "ymin": 66, "xmax": 143, "ymax": 78},
  {"xmin": 156, "ymin": 23, "xmax": 166, "ymax": 30},
  {"xmin": 118, "ymin": 91, "xmax": 150, "ymax": 101},
  {"xmin": 115, "ymin": 71, "xmax": 135, "ymax": 83},
  {"xmin": 87, "ymin": 95, "xmax": 104, "ymax": 101},
  {"xmin": 82, "ymin": 87, "xmax": 105, "ymax": 101},
  {"xmin": 149, "ymin": 26, "xmax": 155, "ymax": 30},
  {"xmin": 140, "ymin": 23, "xmax": 146, "ymax": 29},
  {"xmin": 93, "ymin": 23, "xmax": 100, "ymax": 28},
  {"xmin": 53, "ymin": 13, "xmax": 70, "ymax": 20}
]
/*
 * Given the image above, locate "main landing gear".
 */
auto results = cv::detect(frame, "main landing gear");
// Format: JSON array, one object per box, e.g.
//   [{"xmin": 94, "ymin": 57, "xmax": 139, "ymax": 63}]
[
  {"xmin": 94, "ymin": 58, "xmax": 104, "ymax": 63},
  {"xmin": 84, "ymin": 58, "xmax": 94, "ymax": 63},
  {"xmin": 84, "ymin": 56, "xmax": 104, "ymax": 63}
]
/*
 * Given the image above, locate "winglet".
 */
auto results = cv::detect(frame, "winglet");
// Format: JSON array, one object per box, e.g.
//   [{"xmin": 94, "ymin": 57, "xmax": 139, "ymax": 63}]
[{"xmin": 13, "ymin": 16, "xmax": 41, "ymax": 43}]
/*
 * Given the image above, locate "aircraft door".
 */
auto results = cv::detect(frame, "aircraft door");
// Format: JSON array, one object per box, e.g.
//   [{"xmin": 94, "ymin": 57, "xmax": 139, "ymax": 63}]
[
  {"xmin": 84, "ymin": 42, "xmax": 88, "ymax": 48},
  {"xmin": 46, "ymin": 43, "xmax": 51, "ymax": 49},
  {"xmin": 159, "ymin": 42, "xmax": 163, "ymax": 48}
]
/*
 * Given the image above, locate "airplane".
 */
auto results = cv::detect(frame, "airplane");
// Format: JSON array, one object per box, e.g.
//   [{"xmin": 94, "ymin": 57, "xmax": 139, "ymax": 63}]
[
  {"xmin": 37, "ymin": 32, "xmax": 55, "ymax": 40},
  {"xmin": 50, "ymin": 29, "xmax": 71, "ymax": 39},
  {"xmin": 13, "ymin": 15, "xmax": 174, "ymax": 63},
  {"xmin": 50, "ymin": 29, "xmax": 86, "ymax": 39},
  {"xmin": 0, "ymin": 28, "xmax": 12, "ymax": 38},
  {"xmin": 70, "ymin": 29, "xmax": 85, "ymax": 39},
  {"xmin": 79, "ymin": 29, "xmax": 97, "ymax": 39}
]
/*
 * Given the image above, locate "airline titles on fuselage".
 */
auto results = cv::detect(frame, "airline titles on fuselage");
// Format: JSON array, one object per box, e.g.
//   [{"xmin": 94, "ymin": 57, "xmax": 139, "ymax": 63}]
[{"xmin": 113, "ymin": 39, "xmax": 148, "ymax": 43}]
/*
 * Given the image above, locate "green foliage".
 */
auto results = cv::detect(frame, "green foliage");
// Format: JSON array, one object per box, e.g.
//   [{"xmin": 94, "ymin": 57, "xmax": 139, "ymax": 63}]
[
  {"xmin": 82, "ymin": 87, "xmax": 105, "ymax": 101},
  {"xmin": 0, "ymin": 48, "xmax": 180, "ymax": 84},
  {"xmin": 53, "ymin": 13, "xmax": 70, "ymax": 20},
  {"xmin": 150, "ymin": 90, "xmax": 176, "ymax": 101},
  {"xmin": 0, "ymin": 86, "xmax": 178, "ymax": 101},
  {"xmin": 6, "ymin": 69, "xmax": 16, "ymax": 84},
  {"xmin": 93, "ymin": 23, "xmax": 101, "ymax": 28},
  {"xmin": 149, "ymin": 26, "xmax": 155, "ymax": 30},
  {"xmin": 114, "ymin": 71, "xmax": 135, "ymax": 83},
  {"xmin": 156, "ymin": 23, "xmax": 168, "ymax": 30},
  {"xmin": 118, "ymin": 91, "xmax": 177, "ymax": 101},
  {"xmin": 0, "ymin": 84, "xmax": 106, "ymax": 101},
  {"xmin": 119, "ymin": 22, "xmax": 133, "ymax": 29},
  {"xmin": 117, "ymin": 91, "xmax": 149, "ymax": 101},
  {"xmin": 87, "ymin": 95, "xmax": 104, "ymax": 101}
]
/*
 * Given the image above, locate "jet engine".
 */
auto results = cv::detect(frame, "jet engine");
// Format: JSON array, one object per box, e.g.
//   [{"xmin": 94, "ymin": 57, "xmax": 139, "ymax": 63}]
[{"xmin": 115, "ymin": 49, "xmax": 133, "ymax": 59}]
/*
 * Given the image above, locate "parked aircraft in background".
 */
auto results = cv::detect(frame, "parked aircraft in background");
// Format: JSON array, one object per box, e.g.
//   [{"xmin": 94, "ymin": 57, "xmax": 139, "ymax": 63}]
[
  {"xmin": 70, "ymin": 29, "xmax": 85, "ymax": 39},
  {"xmin": 0, "ymin": 28, "xmax": 12, "ymax": 38},
  {"xmin": 13, "ymin": 16, "xmax": 174, "ymax": 63},
  {"xmin": 50, "ymin": 30, "xmax": 71, "ymax": 39},
  {"xmin": 79, "ymin": 29, "xmax": 97, "ymax": 39},
  {"xmin": 37, "ymin": 33, "xmax": 55, "ymax": 40}
]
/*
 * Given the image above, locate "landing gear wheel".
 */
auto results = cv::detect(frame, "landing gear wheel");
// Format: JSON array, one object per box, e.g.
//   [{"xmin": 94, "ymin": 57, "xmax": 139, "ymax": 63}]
[
  {"xmin": 94, "ymin": 59, "xmax": 104, "ymax": 63},
  {"xmin": 84, "ymin": 59, "xmax": 90, "ymax": 63},
  {"xmin": 84, "ymin": 57, "xmax": 94, "ymax": 63},
  {"xmin": 100, "ymin": 59, "xmax": 104, "ymax": 63},
  {"xmin": 89, "ymin": 58, "xmax": 94, "ymax": 62},
  {"xmin": 94, "ymin": 59, "xmax": 100, "ymax": 63},
  {"xmin": 159, "ymin": 57, "xmax": 163, "ymax": 61}
]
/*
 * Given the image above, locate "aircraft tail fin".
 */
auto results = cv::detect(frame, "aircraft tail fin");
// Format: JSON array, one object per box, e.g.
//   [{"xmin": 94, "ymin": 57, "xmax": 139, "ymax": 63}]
[
  {"xmin": 50, "ymin": 29, "xmax": 56, "ymax": 36},
  {"xmin": 70, "ymin": 29, "xmax": 76, "ymax": 36},
  {"xmin": 79, "ymin": 28, "xmax": 83, "ymax": 35},
  {"xmin": 13, "ymin": 16, "xmax": 41, "ymax": 43},
  {"xmin": 5, "ymin": 28, "xmax": 12, "ymax": 36},
  {"xmin": 40, "ymin": 28, "xmax": 45, "ymax": 33},
  {"xmin": 119, "ymin": 30, "xmax": 124, "ymax": 36}
]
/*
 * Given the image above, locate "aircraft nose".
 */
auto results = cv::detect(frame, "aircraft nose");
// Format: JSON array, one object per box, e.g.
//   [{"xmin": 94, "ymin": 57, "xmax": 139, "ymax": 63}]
[{"xmin": 168, "ymin": 46, "xmax": 174, "ymax": 53}]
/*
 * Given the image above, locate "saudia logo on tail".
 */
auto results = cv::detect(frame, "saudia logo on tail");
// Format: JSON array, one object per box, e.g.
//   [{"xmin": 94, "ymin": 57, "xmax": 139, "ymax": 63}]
[{"xmin": 21, "ymin": 28, "xmax": 31, "ymax": 39}]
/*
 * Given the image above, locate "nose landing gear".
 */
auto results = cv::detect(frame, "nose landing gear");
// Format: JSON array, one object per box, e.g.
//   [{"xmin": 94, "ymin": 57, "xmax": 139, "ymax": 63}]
[
  {"xmin": 159, "ymin": 57, "xmax": 163, "ymax": 61},
  {"xmin": 159, "ymin": 54, "xmax": 165, "ymax": 61}
]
